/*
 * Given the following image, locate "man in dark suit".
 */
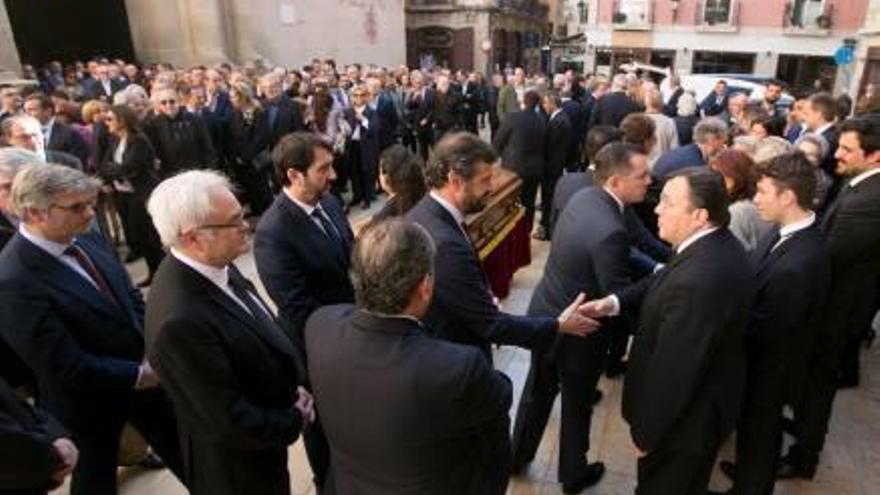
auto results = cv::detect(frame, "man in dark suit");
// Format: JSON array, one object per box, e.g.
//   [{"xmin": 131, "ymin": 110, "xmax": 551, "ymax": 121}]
[
  {"xmin": 259, "ymin": 73, "xmax": 305, "ymax": 152},
  {"xmin": 512, "ymin": 143, "xmax": 652, "ymax": 493},
  {"xmin": 368, "ymin": 77, "xmax": 399, "ymax": 152},
  {"xmin": 23, "ymin": 94, "xmax": 90, "ymax": 166},
  {"xmin": 652, "ymin": 117, "xmax": 728, "ymax": 179},
  {"xmin": 493, "ymin": 90, "xmax": 547, "ymax": 224},
  {"xmin": 700, "ymin": 80, "xmax": 730, "ymax": 117},
  {"xmin": 254, "ymin": 132, "xmax": 354, "ymax": 488},
  {"xmin": 407, "ymin": 71, "xmax": 434, "ymax": 161},
  {"xmin": 560, "ymin": 91, "xmax": 587, "ymax": 172},
  {"xmin": 145, "ymin": 170, "xmax": 314, "ymax": 495},
  {"xmin": 405, "ymin": 132, "xmax": 599, "ymax": 362},
  {"xmin": 534, "ymin": 91, "xmax": 574, "ymax": 241},
  {"xmin": 779, "ymin": 117, "xmax": 880, "ymax": 479},
  {"xmin": 802, "ymin": 92, "xmax": 841, "ymax": 193},
  {"xmin": 0, "ymin": 376, "xmax": 78, "ymax": 495},
  {"xmin": 663, "ymin": 75, "xmax": 685, "ymax": 118},
  {"xmin": 343, "ymin": 85, "xmax": 382, "ymax": 210},
  {"xmin": 0, "ymin": 164, "xmax": 183, "ymax": 495},
  {"xmin": 715, "ymin": 153, "xmax": 830, "ymax": 495},
  {"xmin": 306, "ymin": 219, "xmax": 513, "ymax": 495},
  {"xmin": 585, "ymin": 167, "xmax": 755, "ymax": 495},
  {"xmin": 587, "ymin": 74, "xmax": 643, "ymax": 128},
  {"xmin": 82, "ymin": 65, "xmax": 125, "ymax": 102}
]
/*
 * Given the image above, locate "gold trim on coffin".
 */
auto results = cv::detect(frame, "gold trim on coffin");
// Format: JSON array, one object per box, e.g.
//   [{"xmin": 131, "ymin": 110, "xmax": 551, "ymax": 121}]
[{"xmin": 476, "ymin": 206, "xmax": 525, "ymax": 261}]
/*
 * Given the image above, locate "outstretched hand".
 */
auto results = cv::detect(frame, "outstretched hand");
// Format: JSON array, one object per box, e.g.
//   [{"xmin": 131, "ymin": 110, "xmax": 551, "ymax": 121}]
[
  {"xmin": 557, "ymin": 293, "xmax": 601, "ymax": 337},
  {"xmin": 577, "ymin": 296, "xmax": 617, "ymax": 319}
]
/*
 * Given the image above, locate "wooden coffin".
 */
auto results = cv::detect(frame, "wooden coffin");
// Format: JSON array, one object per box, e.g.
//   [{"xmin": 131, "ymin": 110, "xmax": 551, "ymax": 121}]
[{"xmin": 464, "ymin": 166, "xmax": 523, "ymax": 253}]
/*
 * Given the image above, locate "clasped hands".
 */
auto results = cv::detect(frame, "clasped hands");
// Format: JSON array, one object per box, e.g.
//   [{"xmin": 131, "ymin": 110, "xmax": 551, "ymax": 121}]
[{"xmin": 556, "ymin": 294, "xmax": 618, "ymax": 337}]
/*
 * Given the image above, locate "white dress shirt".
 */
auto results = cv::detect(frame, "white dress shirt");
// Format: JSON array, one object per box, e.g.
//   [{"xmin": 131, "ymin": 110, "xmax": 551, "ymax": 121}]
[
  {"xmin": 848, "ymin": 167, "xmax": 880, "ymax": 188},
  {"xmin": 283, "ymin": 189, "xmax": 337, "ymax": 237},
  {"xmin": 18, "ymin": 224, "xmax": 99, "ymax": 288},
  {"xmin": 773, "ymin": 212, "xmax": 816, "ymax": 251},
  {"xmin": 170, "ymin": 248, "xmax": 269, "ymax": 317}
]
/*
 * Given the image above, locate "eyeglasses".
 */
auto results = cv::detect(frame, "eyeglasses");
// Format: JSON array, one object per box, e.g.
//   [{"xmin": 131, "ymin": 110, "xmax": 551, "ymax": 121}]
[
  {"xmin": 51, "ymin": 200, "xmax": 97, "ymax": 214},
  {"xmin": 159, "ymin": 99, "xmax": 177, "ymax": 105},
  {"xmin": 197, "ymin": 215, "xmax": 248, "ymax": 231}
]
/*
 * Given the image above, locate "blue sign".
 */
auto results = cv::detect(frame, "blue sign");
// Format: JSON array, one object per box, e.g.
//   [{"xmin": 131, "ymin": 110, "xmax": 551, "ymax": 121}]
[{"xmin": 835, "ymin": 46, "xmax": 855, "ymax": 66}]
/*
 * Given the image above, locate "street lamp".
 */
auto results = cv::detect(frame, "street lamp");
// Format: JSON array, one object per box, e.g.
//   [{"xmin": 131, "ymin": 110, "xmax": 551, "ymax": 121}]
[{"xmin": 577, "ymin": 1, "xmax": 587, "ymax": 24}]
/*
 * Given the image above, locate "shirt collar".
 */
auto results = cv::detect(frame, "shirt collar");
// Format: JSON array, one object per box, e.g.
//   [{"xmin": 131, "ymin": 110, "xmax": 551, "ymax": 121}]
[
  {"xmin": 848, "ymin": 167, "xmax": 880, "ymax": 188},
  {"xmin": 813, "ymin": 122, "xmax": 834, "ymax": 136},
  {"xmin": 18, "ymin": 223, "xmax": 70, "ymax": 258},
  {"xmin": 550, "ymin": 109, "xmax": 563, "ymax": 121},
  {"xmin": 602, "ymin": 186, "xmax": 625, "ymax": 213},
  {"xmin": 675, "ymin": 226, "xmax": 719, "ymax": 254},
  {"xmin": 42, "ymin": 118, "xmax": 55, "ymax": 133},
  {"xmin": 779, "ymin": 211, "xmax": 816, "ymax": 239},
  {"xmin": 429, "ymin": 190, "xmax": 465, "ymax": 226},
  {"xmin": 171, "ymin": 248, "xmax": 229, "ymax": 289},
  {"xmin": 284, "ymin": 188, "xmax": 319, "ymax": 216}
]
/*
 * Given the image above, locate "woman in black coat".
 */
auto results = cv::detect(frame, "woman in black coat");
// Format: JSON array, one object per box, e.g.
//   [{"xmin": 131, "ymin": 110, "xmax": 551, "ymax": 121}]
[
  {"xmin": 364, "ymin": 144, "xmax": 426, "ymax": 231},
  {"xmin": 99, "ymin": 105, "xmax": 164, "ymax": 286},
  {"xmin": 225, "ymin": 81, "xmax": 272, "ymax": 216}
]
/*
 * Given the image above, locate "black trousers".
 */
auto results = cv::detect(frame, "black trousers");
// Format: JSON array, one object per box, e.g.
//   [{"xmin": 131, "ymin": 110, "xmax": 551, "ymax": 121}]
[
  {"xmin": 519, "ymin": 177, "xmax": 541, "ymax": 228},
  {"xmin": 114, "ymin": 191, "xmax": 165, "ymax": 276},
  {"xmin": 348, "ymin": 141, "xmax": 375, "ymax": 204},
  {"xmin": 511, "ymin": 349, "xmax": 604, "ymax": 484},
  {"xmin": 69, "ymin": 389, "xmax": 183, "ymax": 495},
  {"xmin": 539, "ymin": 173, "xmax": 561, "ymax": 234},
  {"xmin": 302, "ymin": 418, "xmax": 329, "ymax": 489},
  {"xmin": 636, "ymin": 448, "xmax": 715, "ymax": 495},
  {"xmin": 415, "ymin": 126, "xmax": 433, "ymax": 162},
  {"xmin": 731, "ymin": 345, "xmax": 788, "ymax": 495}
]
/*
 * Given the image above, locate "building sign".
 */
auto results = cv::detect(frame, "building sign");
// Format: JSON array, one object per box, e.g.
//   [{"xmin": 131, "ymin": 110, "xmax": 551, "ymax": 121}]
[{"xmin": 417, "ymin": 27, "xmax": 454, "ymax": 47}]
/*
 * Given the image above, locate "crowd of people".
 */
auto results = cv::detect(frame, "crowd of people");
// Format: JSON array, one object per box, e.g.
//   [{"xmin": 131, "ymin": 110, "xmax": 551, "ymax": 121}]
[{"xmin": 0, "ymin": 55, "xmax": 878, "ymax": 495}]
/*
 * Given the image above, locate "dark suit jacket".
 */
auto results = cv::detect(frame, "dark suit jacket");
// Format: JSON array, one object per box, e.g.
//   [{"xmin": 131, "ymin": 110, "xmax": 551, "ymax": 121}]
[
  {"xmin": 343, "ymin": 106, "xmax": 381, "ymax": 174},
  {"xmin": 819, "ymin": 125, "xmax": 840, "ymax": 180},
  {"xmin": 664, "ymin": 87, "xmax": 684, "ymax": 118},
  {"xmin": 700, "ymin": 92, "xmax": 730, "ymax": 117},
  {"xmin": 305, "ymin": 306, "xmax": 512, "ymax": 495},
  {"xmin": 749, "ymin": 224, "xmax": 830, "ymax": 382},
  {"xmin": 820, "ymin": 173, "xmax": 880, "ymax": 344},
  {"xmin": 588, "ymin": 91, "xmax": 643, "ymax": 128},
  {"xmin": 545, "ymin": 112, "xmax": 573, "ymax": 177},
  {"xmin": 0, "ymin": 232, "xmax": 144, "ymax": 434},
  {"xmin": 652, "ymin": 143, "xmax": 706, "ymax": 178},
  {"xmin": 201, "ymin": 91, "xmax": 234, "ymax": 160},
  {"xmin": 0, "ymin": 377, "xmax": 67, "ymax": 495},
  {"xmin": 145, "ymin": 111, "xmax": 218, "ymax": 175},
  {"xmin": 262, "ymin": 95, "xmax": 305, "ymax": 149},
  {"xmin": 98, "ymin": 133, "xmax": 160, "ymax": 195},
  {"xmin": 619, "ymin": 229, "xmax": 754, "ymax": 454},
  {"xmin": 374, "ymin": 91, "xmax": 399, "ymax": 150},
  {"xmin": 405, "ymin": 196, "xmax": 557, "ymax": 360},
  {"xmin": 674, "ymin": 115, "xmax": 698, "ymax": 146},
  {"xmin": 530, "ymin": 187, "xmax": 632, "ymax": 374},
  {"xmin": 0, "ymin": 215, "xmax": 34, "ymax": 390},
  {"xmin": 46, "ymin": 122, "xmax": 89, "ymax": 166},
  {"xmin": 254, "ymin": 194, "xmax": 355, "ymax": 354},
  {"xmin": 146, "ymin": 256, "xmax": 303, "ymax": 495},
  {"xmin": 0, "ymin": 214, "xmax": 13, "ymax": 251},
  {"xmin": 493, "ymin": 109, "xmax": 546, "ymax": 179},
  {"xmin": 82, "ymin": 78, "xmax": 125, "ymax": 101}
]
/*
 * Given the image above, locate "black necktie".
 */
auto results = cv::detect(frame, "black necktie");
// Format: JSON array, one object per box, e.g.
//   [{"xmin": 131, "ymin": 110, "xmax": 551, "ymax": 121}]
[
  {"xmin": 64, "ymin": 243, "xmax": 119, "ymax": 306},
  {"xmin": 227, "ymin": 275, "xmax": 276, "ymax": 331},
  {"xmin": 312, "ymin": 208, "xmax": 340, "ymax": 243}
]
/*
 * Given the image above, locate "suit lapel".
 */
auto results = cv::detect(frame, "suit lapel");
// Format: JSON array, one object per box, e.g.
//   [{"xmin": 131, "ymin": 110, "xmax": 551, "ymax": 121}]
[
  {"xmin": 79, "ymin": 238, "xmax": 138, "ymax": 326},
  {"xmin": 226, "ymin": 266, "xmax": 298, "ymax": 360},
  {"xmin": 16, "ymin": 236, "xmax": 122, "ymax": 320},
  {"xmin": 280, "ymin": 196, "xmax": 346, "ymax": 265}
]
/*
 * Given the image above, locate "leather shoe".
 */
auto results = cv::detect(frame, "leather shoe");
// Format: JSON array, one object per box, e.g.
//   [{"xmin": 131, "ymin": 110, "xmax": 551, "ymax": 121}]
[
  {"xmin": 775, "ymin": 456, "xmax": 816, "ymax": 480},
  {"xmin": 719, "ymin": 460, "xmax": 736, "ymax": 480},
  {"xmin": 562, "ymin": 462, "xmax": 605, "ymax": 494}
]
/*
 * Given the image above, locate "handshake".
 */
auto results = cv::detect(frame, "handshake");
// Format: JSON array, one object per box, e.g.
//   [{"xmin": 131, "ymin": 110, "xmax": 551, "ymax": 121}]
[{"xmin": 556, "ymin": 294, "xmax": 618, "ymax": 337}]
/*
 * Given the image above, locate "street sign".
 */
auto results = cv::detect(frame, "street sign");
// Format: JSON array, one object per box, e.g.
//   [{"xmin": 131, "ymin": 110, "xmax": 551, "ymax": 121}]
[{"xmin": 835, "ymin": 45, "xmax": 855, "ymax": 66}]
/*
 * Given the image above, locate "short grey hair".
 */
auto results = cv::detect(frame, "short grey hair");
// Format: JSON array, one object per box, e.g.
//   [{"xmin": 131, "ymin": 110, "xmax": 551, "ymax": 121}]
[
  {"xmin": 794, "ymin": 132, "xmax": 829, "ymax": 158},
  {"xmin": 753, "ymin": 136, "xmax": 793, "ymax": 164},
  {"xmin": 693, "ymin": 117, "xmax": 728, "ymax": 143},
  {"xmin": 147, "ymin": 170, "xmax": 233, "ymax": 248},
  {"xmin": 677, "ymin": 92, "xmax": 698, "ymax": 117},
  {"xmin": 11, "ymin": 163, "xmax": 99, "ymax": 217},
  {"xmin": 352, "ymin": 220, "xmax": 436, "ymax": 315},
  {"xmin": 0, "ymin": 148, "xmax": 43, "ymax": 178}
]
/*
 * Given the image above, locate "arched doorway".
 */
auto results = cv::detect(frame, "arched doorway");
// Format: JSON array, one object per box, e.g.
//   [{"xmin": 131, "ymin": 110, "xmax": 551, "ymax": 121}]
[{"xmin": 4, "ymin": 0, "xmax": 135, "ymax": 65}]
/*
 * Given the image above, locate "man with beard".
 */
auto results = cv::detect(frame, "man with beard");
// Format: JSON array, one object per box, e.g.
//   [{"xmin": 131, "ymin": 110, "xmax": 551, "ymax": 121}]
[
  {"xmin": 253, "ymin": 132, "xmax": 354, "ymax": 491},
  {"xmin": 405, "ymin": 132, "xmax": 600, "ymax": 362}
]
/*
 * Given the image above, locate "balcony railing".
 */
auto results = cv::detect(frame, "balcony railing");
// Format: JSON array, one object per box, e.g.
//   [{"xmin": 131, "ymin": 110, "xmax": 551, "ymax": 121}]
[
  {"xmin": 612, "ymin": 0, "xmax": 653, "ymax": 31},
  {"xmin": 784, "ymin": 0, "xmax": 834, "ymax": 35},
  {"xmin": 696, "ymin": 0, "xmax": 740, "ymax": 32}
]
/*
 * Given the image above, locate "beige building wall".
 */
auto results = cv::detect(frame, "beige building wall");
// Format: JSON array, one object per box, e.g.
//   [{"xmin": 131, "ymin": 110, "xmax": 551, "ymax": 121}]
[
  {"xmin": 0, "ymin": 1, "xmax": 21, "ymax": 72},
  {"xmin": 126, "ymin": 0, "xmax": 406, "ymax": 68}
]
